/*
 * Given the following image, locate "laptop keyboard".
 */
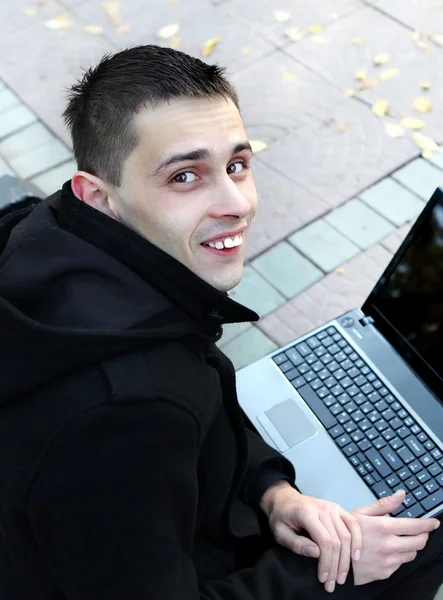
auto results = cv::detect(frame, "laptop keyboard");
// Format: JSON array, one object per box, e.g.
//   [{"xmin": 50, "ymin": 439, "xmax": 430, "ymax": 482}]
[{"xmin": 273, "ymin": 325, "xmax": 443, "ymax": 518}]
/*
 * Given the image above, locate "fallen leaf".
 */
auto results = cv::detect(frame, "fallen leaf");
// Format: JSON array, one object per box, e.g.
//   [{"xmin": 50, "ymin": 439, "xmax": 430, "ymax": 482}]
[
  {"xmin": 385, "ymin": 123, "xmax": 405, "ymax": 138},
  {"xmin": 337, "ymin": 123, "xmax": 348, "ymax": 133},
  {"xmin": 373, "ymin": 53, "xmax": 390, "ymax": 66},
  {"xmin": 344, "ymin": 89, "xmax": 357, "ymax": 97},
  {"xmin": 422, "ymin": 149, "xmax": 433, "ymax": 159},
  {"xmin": 380, "ymin": 67, "xmax": 400, "ymax": 81},
  {"xmin": 310, "ymin": 35, "xmax": 328, "ymax": 44},
  {"xmin": 358, "ymin": 76, "xmax": 379, "ymax": 90},
  {"xmin": 308, "ymin": 24, "xmax": 324, "ymax": 34},
  {"xmin": 84, "ymin": 24, "xmax": 103, "ymax": 35},
  {"xmin": 157, "ymin": 22, "xmax": 180, "ymax": 39},
  {"xmin": 372, "ymin": 100, "xmax": 389, "ymax": 117},
  {"xmin": 335, "ymin": 267, "xmax": 345, "ymax": 274},
  {"xmin": 250, "ymin": 140, "xmax": 267, "ymax": 154},
  {"xmin": 202, "ymin": 36, "xmax": 221, "ymax": 57},
  {"xmin": 285, "ymin": 27, "xmax": 305, "ymax": 42},
  {"xmin": 37, "ymin": 0, "xmax": 46, "ymax": 5},
  {"xmin": 401, "ymin": 117, "xmax": 425, "ymax": 130},
  {"xmin": 414, "ymin": 96, "xmax": 432, "ymax": 113},
  {"xmin": 351, "ymin": 36, "xmax": 366, "ymax": 46},
  {"xmin": 432, "ymin": 34, "xmax": 443, "ymax": 47},
  {"xmin": 420, "ymin": 80, "xmax": 431, "ymax": 90},
  {"xmin": 355, "ymin": 69, "xmax": 367, "ymax": 81},
  {"xmin": 22, "ymin": 7, "xmax": 38, "ymax": 16},
  {"xmin": 102, "ymin": 1, "xmax": 121, "ymax": 25},
  {"xmin": 274, "ymin": 10, "xmax": 291, "ymax": 22},
  {"xmin": 282, "ymin": 72, "xmax": 298, "ymax": 83},
  {"xmin": 44, "ymin": 12, "xmax": 72, "ymax": 30},
  {"xmin": 116, "ymin": 23, "xmax": 131, "ymax": 35},
  {"xmin": 170, "ymin": 36, "xmax": 181, "ymax": 49},
  {"xmin": 241, "ymin": 47, "xmax": 251, "ymax": 55},
  {"xmin": 413, "ymin": 132, "xmax": 441, "ymax": 153}
]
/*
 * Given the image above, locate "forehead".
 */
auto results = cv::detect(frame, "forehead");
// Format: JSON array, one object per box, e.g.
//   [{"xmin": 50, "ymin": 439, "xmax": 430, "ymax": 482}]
[{"xmin": 131, "ymin": 96, "xmax": 246, "ymax": 162}]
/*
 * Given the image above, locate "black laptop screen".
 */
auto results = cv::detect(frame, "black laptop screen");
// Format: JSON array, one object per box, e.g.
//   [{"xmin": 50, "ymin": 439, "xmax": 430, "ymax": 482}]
[{"xmin": 363, "ymin": 188, "xmax": 443, "ymax": 395}]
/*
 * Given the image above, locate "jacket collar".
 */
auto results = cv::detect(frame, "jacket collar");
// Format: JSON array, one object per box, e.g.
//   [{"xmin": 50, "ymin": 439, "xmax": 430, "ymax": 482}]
[{"xmin": 57, "ymin": 182, "xmax": 259, "ymax": 336}]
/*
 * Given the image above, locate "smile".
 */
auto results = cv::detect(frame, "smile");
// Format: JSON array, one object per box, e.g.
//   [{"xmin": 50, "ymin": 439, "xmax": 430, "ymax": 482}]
[{"xmin": 204, "ymin": 234, "xmax": 243, "ymax": 250}]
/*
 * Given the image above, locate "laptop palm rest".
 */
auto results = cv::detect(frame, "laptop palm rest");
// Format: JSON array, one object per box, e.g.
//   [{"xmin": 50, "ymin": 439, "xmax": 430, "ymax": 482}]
[{"xmin": 258, "ymin": 398, "xmax": 316, "ymax": 452}]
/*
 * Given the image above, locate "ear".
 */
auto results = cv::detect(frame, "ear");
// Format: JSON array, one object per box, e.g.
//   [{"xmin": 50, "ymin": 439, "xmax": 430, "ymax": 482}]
[{"xmin": 71, "ymin": 171, "xmax": 122, "ymax": 221}]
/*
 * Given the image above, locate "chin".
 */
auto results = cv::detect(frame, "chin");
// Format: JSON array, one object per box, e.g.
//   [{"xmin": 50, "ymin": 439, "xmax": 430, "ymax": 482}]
[{"xmin": 202, "ymin": 266, "xmax": 243, "ymax": 293}]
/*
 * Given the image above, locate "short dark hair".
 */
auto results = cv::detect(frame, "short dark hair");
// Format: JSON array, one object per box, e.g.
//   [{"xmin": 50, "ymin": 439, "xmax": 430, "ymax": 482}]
[{"xmin": 63, "ymin": 45, "xmax": 240, "ymax": 186}]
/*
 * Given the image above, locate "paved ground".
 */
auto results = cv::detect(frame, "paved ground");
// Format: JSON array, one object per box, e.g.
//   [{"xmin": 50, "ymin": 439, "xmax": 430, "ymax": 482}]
[{"xmin": 2, "ymin": 1, "xmax": 443, "ymax": 595}]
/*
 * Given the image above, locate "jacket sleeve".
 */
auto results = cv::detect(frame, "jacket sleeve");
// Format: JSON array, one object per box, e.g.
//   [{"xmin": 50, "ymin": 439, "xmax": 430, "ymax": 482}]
[{"xmin": 27, "ymin": 398, "xmax": 310, "ymax": 600}]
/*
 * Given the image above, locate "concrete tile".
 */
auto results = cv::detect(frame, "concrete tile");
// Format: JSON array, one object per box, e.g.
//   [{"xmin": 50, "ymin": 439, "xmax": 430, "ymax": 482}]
[
  {"xmin": 0, "ymin": 81, "xmax": 5, "ymax": 92},
  {"xmin": 0, "ymin": 89, "xmax": 20, "ymax": 113},
  {"xmin": 8, "ymin": 139, "xmax": 73, "ymax": 179},
  {"xmin": 0, "ymin": 122, "xmax": 56, "ymax": 161},
  {"xmin": 366, "ymin": 0, "xmax": 443, "ymax": 35},
  {"xmin": 359, "ymin": 177, "xmax": 426, "ymax": 227},
  {"xmin": 381, "ymin": 223, "xmax": 412, "ymax": 255},
  {"xmin": 252, "ymin": 241, "xmax": 323, "ymax": 299},
  {"xmin": 221, "ymin": 326, "xmax": 277, "ymax": 371},
  {"xmin": 0, "ymin": 157, "xmax": 13, "ymax": 177},
  {"xmin": 245, "ymin": 160, "xmax": 329, "ymax": 260},
  {"xmin": 229, "ymin": 265, "xmax": 286, "ymax": 317},
  {"xmin": 392, "ymin": 159, "xmax": 443, "ymax": 202},
  {"xmin": 0, "ymin": 105, "xmax": 37, "ymax": 140},
  {"xmin": 30, "ymin": 160, "xmax": 77, "ymax": 196},
  {"xmin": 219, "ymin": 321, "xmax": 253, "ymax": 346},
  {"xmin": 435, "ymin": 584, "xmax": 443, "ymax": 600},
  {"xmin": 325, "ymin": 199, "xmax": 394, "ymax": 249},
  {"xmin": 426, "ymin": 151, "xmax": 443, "ymax": 172},
  {"xmin": 289, "ymin": 219, "xmax": 360, "ymax": 272}
]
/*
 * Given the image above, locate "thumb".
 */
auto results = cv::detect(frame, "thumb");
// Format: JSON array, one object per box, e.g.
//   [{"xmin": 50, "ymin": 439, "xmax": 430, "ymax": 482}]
[{"xmin": 353, "ymin": 489, "xmax": 406, "ymax": 517}]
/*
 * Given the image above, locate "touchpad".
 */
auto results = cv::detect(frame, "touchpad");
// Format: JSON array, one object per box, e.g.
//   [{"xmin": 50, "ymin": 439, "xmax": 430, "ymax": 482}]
[{"xmin": 258, "ymin": 399, "xmax": 317, "ymax": 451}]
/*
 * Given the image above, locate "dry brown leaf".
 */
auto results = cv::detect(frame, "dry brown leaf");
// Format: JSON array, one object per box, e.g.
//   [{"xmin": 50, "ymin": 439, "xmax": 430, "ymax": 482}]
[
  {"xmin": 414, "ymin": 96, "xmax": 432, "ymax": 113},
  {"xmin": 420, "ymin": 80, "xmax": 431, "ymax": 90},
  {"xmin": 250, "ymin": 140, "xmax": 267, "ymax": 154},
  {"xmin": 23, "ymin": 7, "xmax": 38, "ymax": 16},
  {"xmin": 355, "ymin": 69, "xmax": 367, "ymax": 81},
  {"xmin": 358, "ymin": 76, "xmax": 379, "ymax": 90},
  {"xmin": 308, "ymin": 24, "xmax": 324, "ymax": 34},
  {"xmin": 274, "ymin": 10, "xmax": 291, "ymax": 22},
  {"xmin": 310, "ymin": 35, "xmax": 328, "ymax": 44},
  {"xmin": 373, "ymin": 53, "xmax": 390, "ymax": 66},
  {"xmin": 344, "ymin": 89, "xmax": 357, "ymax": 97},
  {"xmin": 412, "ymin": 133, "xmax": 441, "ymax": 153},
  {"xmin": 285, "ymin": 27, "xmax": 305, "ymax": 42},
  {"xmin": 380, "ymin": 67, "xmax": 400, "ymax": 81},
  {"xmin": 44, "ymin": 12, "xmax": 72, "ymax": 30},
  {"xmin": 401, "ymin": 117, "xmax": 425, "ymax": 130},
  {"xmin": 157, "ymin": 22, "xmax": 180, "ymax": 39},
  {"xmin": 241, "ymin": 47, "xmax": 251, "ymax": 56},
  {"xmin": 84, "ymin": 24, "xmax": 103, "ymax": 35},
  {"xmin": 335, "ymin": 267, "xmax": 345, "ymax": 274},
  {"xmin": 385, "ymin": 123, "xmax": 405, "ymax": 138},
  {"xmin": 337, "ymin": 123, "xmax": 348, "ymax": 133},
  {"xmin": 351, "ymin": 36, "xmax": 366, "ymax": 46},
  {"xmin": 202, "ymin": 36, "xmax": 221, "ymax": 57},
  {"xmin": 170, "ymin": 36, "xmax": 181, "ymax": 49},
  {"xmin": 372, "ymin": 100, "xmax": 389, "ymax": 117},
  {"xmin": 102, "ymin": 1, "xmax": 121, "ymax": 25},
  {"xmin": 116, "ymin": 23, "xmax": 131, "ymax": 35},
  {"xmin": 282, "ymin": 72, "xmax": 298, "ymax": 83}
]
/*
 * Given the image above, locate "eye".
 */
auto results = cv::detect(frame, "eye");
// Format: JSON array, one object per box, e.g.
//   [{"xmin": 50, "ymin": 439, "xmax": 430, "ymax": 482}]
[
  {"xmin": 227, "ymin": 161, "xmax": 249, "ymax": 175},
  {"xmin": 172, "ymin": 171, "xmax": 197, "ymax": 184}
]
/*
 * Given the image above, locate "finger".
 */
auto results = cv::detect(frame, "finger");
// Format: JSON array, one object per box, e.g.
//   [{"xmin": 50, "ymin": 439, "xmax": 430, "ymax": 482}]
[
  {"xmin": 394, "ymin": 532, "xmax": 429, "ymax": 554},
  {"xmin": 400, "ymin": 551, "xmax": 418, "ymax": 564},
  {"xmin": 341, "ymin": 510, "xmax": 363, "ymax": 562},
  {"xmin": 274, "ymin": 523, "xmax": 321, "ymax": 558},
  {"xmin": 318, "ymin": 512, "xmax": 341, "ymax": 592},
  {"xmin": 393, "ymin": 517, "xmax": 440, "ymax": 536},
  {"xmin": 353, "ymin": 489, "xmax": 405, "ymax": 517},
  {"xmin": 331, "ymin": 510, "xmax": 352, "ymax": 586}
]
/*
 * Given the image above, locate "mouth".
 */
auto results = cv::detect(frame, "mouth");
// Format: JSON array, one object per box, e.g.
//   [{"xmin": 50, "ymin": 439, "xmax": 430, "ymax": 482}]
[{"xmin": 200, "ymin": 230, "xmax": 245, "ymax": 256}]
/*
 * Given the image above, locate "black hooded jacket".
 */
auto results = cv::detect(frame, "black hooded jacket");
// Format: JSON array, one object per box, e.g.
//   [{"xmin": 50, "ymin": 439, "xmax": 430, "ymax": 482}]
[{"xmin": 0, "ymin": 182, "xmax": 301, "ymax": 599}]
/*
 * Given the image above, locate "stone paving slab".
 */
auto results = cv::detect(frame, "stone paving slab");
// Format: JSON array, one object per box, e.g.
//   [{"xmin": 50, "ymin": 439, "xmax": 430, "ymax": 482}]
[
  {"xmin": 30, "ymin": 160, "xmax": 77, "ymax": 197},
  {"xmin": 392, "ymin": 158, "xmax": 443, "ymax": 201},
  {"xmin": 219, "ymin": 324, "xmax": 277, "ymax": 371},
  {"xmin": 0, "ymin": 104, "xmax": 37, "ymax": 140},
  {"xmin": 229, "ymin": 265, "xmax": 286, "ymax": 317},
  {"xmin": 367, "ymin": 0, "xmax": 443, "ymax": 36},
  {"xmin": 0, "ymin": 122, "xmax": 57, "ymax": 161},
  {"xmin": 7, "ymin": 139, "xmax": 72, "ymax": 179},
  {"xmin": 257, "ymin": 243, "xmax": 393, "ymax": 346},
  {"xmin": 0, "ymin": 89, "xmax": 20, "ymax": 113},
  {"xmin": 359, "ymin": 177, "xmax": 426, "ymax": 226},
  {"xmin": 380, "ymin": 222, "xmax": 413, "ymax": 255}
]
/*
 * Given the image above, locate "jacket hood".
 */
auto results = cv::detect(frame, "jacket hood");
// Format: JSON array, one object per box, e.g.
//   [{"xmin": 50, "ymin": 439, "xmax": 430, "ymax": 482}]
[{"xmin": 0, "ymin": 183, "xmax": 258, "ymax": 404}]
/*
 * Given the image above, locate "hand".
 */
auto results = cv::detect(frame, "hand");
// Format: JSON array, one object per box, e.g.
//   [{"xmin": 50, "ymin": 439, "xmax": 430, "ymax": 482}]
[
  {"xmin": 351, "ymin": 489, "xmax": 440, "ymax": 586},
  {"xmin": 260, "ymin": 481, "xmax": 363, "ymax": 593}
]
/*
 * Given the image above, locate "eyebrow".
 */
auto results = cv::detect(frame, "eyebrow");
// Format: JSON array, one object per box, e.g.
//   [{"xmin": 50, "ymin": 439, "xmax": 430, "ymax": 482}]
[{"xmin": 151, "ymin": 141, "xmax": 253, "ymax": 177}]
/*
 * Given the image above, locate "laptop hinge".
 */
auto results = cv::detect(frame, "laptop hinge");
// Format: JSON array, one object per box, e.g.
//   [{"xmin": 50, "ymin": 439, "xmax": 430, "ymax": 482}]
[{"xmin": 359, "ymin": 315, "xmax": 375, "ymax": 327}]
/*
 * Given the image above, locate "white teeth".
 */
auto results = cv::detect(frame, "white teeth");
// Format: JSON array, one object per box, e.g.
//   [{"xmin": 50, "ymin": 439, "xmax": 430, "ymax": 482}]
[
  {"xmin": 208, "ymin": 242, "xmax": 216, "ymax": 248},
  {"xmin": 215, "ymin": 241, "xmax": 224, "ymax": 250},
  {"xmin": 224, "ymin": 237, "xmax": 235, "ymax": 248},
  {"xmin": 206, "ymin": 233, "xmax": 243, "ymax": 249},
  {"xmin": 233, "ymin": 235, "xmax": 242, "ymax": 247}
]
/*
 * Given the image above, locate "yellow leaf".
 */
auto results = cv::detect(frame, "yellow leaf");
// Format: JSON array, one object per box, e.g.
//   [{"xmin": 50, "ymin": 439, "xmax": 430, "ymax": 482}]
[
  {"xmin": 282, "ymin": 72, "xmax": 298, "ymax": 83},
  {"xmin": 372, "ymin": 100, "xmax": 389, "ymax": 117},
  {"xmin": 116, "ymin": 23, "xmax": 131, "ymax": 35},
  {"xmin": 359, "ymin": 76, "xmax": 379, "ymax": 90},
  {"xmin": 102, "ymin": 1, "xmax": 121, "ymax": 25},
  {"xmin": 344, "ymin": 89, "xmax": 357, "ymax": 97},
  {"xmin": 250, "ymin": 140, "xmax": 267, "ymax": 154},
  {"xmin": 285, "ymin": 27, "xmax": 304, "ymax": 42},
  {"xmin": 380, "ymin": 67, "xmax": 400, "ymax": 81},
  {"xmin": 385, "ymin": 123, "xmax": 405, "ymax": 138},
  {"xmin": 310, "ymin": 35, "xmax": 328, "ymax": 44},
  {"xmin": 22, "ymin": 7, "xmax": 38, "ymax": 16},
  {"xmin": 355, "ymin": 69, "xmax": 367, "ymax": 80},
  {"xmin": 202, "ymin": 36, "xmax": 221, "ymax": 57},
  {"xmin": 414, "ymin": 96, "xmax": 432, "ymax": 113},
  {"xmin": 170, "ymin": 36, "xmax": 181, "ymax": 49},
  {"xmin": 420, "ymin": 80, "xmax": 431, "ymax": 90},
  {"xmin": 432, "ymin": 34, "xmax": 443, "ymax": 47},
  {"xmin": 241, "ymin": 47, "xmax": 251, "ymax": 56},
  {"xmin": 412, "ymin": 133, "xmax": 441, "ymax": 153},
  {"xmin": 157, "ymin": 22, "xmax": 180, "ymax": 39},
  {"xmin": 84, "ymin": 25, "xmax": 103, "ymax": 35},
  {"xmin": 350, "ymin": 36, "xmax": 366, "ymax": 46},
  {"xmin": 308, "ymin": 24, "xmax": 324, "ymax": 34},
  {"xmin": 335, "ymin": 267, "xmax": 345, "ymax": 274},
  {"xmin": 373, "ymin": 53, "xmax": 390, "ymax": 66},
  {"xmin": 422, "ymin": 149, "xmax": 433, "ymax": 159},
  {"xmin": 44, "ymin": 12, "xmax": 72, "ymax": 30},
  {"xmin": 337, "ymin": 123, "xmax": 347, "ymax": 133},
  {"xmin": 401, "ymin": 117, "xmax": 425, "ymax": 130},
  {"xmin": 274, "ymin": 10, "xmax": 291, "ymax": 22}
]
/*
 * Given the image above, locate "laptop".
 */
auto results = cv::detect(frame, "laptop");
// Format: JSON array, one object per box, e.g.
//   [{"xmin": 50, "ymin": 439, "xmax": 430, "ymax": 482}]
[{"xmin": 236, "ymin": 187, "xmax": 443, "ymax": 519}]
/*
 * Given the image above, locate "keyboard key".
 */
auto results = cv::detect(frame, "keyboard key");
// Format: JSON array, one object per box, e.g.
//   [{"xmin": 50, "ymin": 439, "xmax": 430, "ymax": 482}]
[
  {"xmin": 323, "ymin": 395, "xmax": 336, "ymax": 407},
  {"xmin": 335, "ymin": 352, "xmax": 348, "ymax": 363},
  {"xmin": 333, "ymin": 369, "xmax": 346, "ymax": 381},
  {"xmin": 417, "ymin": 471, "xmax": 431, "ymax": 484},
  {"xmin": 343, "ymin": 444, "xmax": 358, "ymax": 457},
  {"xmin": 354, "ymin": 359, "xmax": 365, "ymax": 369},
  {"xmin": 425, "ymin": 440, "xmax": 435, "ymax": 451},
  {"xmin": 360, "ymin": 419, "xmax": 371, "ymax": 431},
  {"xmin": 375, "ymin": 400, "xmax": 389, "ymax": 413},
  {"xmin": 381, "ymin": 447, "xmax": 404, "ymax": 471},
  {"xmin": 389, "ymin": 418, "xmax": 403, "ymax": 431},
  {"xmin": 351, "ymin": 429, "xmax": 365, "ymax": 443},
  {"xmin": 337, "ymin": 412, "xmax": 351, "ymax": 425},
  {"xmin": 364, "ymin": 474, "xmax": 376, "ymax": 486},
  {"xmin": 367, "ymin": 373, "xmax": 377, "ymax": 382},
  {"xmin": 341, "ymin": 359, "xmax": 353, "ymax": 371},
  {"xmin": 375, "ymin": 420, "xmax": 389, "ymax": 433},
  {"xmin": 398, "ymin": 409, "xmax": 408, "ymax": 419},
  {"xmin": 397, "ymin": 504, "xmax": 424, "ymax": 518},
  {"xmin": 357, "ymin": 464, "xmax": 367, "ymax": 476},
  {"xmin": 344, "ymin": 401, "xmax": 358, "ymax": 414},
  {"xmin": 297, "ymin": 384, "xmax": 338, "ymax": 429},
  {"xmin": 273, "ymin": 353, "xmax": 287, "ymax": 365},
  {"xmin": 403, "ymin": 493, "xmax": 416, "ymax": 508},
  {"xmin": 329, "ymin": 344, "xmax": 341, "ymax": 355},
  {"xmin": 329, "ymin": 425, "xmax": 345, "ymax": 438},
  {"xmin": 332, "ymin": 333, "xmax": 342, "ymax": 342},
  {"xmin": 330, "ymin": 403, "xmax": 343, "ymax": 416},
  {"xmin": 344, "ymin": 421, "xmax": 357, "ymax": 434},
  {"xmin": 409, "ymin": 461, "xmax": 423, "ymax": 474},
  {"xmin": 366, "ymin": 448, "xmax": 392, "ymax": 478},
  {"xmin": 341, "ymin": 377, "xmax": 353, "ymax": 389},
  {"xmin": 431, "ymin": 448, "xmax": 443, "ymax": 461},
  {"xmin": 411, "ymin": 424, "xmax": 421, "ymax": 436},
  {"xmin": 337, "ymin": 434, "xmax": 352, "ymax": 448},
  {"xmin": 366, "ymin": 428, "xmax": 378, "ymax": 441},
  {"xmin": 327, "ymin": 326, "xmax": 337, "ymax": 336},
  {"xmin": 347, "ymin": 367, "xmax": 360, "ymax": 379},
  {"xmin": 382, "ymin": 409, "xmax": 395, "ymax": 421},
  {"xmin": 421, "ymin": 454, "xmax": 434, "ymax": 468},
  {"xmin": 405, "ymin": 436, "xmax": 426, "ymax": 458},
  {"xmin": 361, "ymin": 366, "xmax": 371, "ymax": 375},
  {"xmin": 397, "ymin": 427, "xmax": 411, "ymax": 440},
  {"xmin": 368, "ymin": 410, "xmax": 381, "ymax": 424},
  {"xmin": 404, "ymin": 417, "xmax": 415, "ymax": 427},
  {"xmin": 363, "ymin": 461, "xmax": 374, "ymax": 473},
  {"xmin": 373, "ymin": 380, "xmax": 383, "ymax": 390},
  {"xmin": 344, "ymin": 346, "xmax": 354, "ymax": 356},
  {"xmin": 354, "ymin": 393, "xmax": 367, "ymax": 406},
  {"xmin": 311, "ymin": 379, "xmax": 322, "ymax": 391},
  {"xmin": 312, "ymin": 361, "xmax": 324, "ymax": 373},
  {"xmin": 358, "ymin": 439, "xmax": 372, "ymax": 452},
  {"xmin": 291, "ymin": 377, "xmax": 307, "ymax": 389},
  {"xmin": 280, "ymin": 361, "xmax": 293, "ymax": 373},
  {"xmin": 373, "ymin": 481, "xmax": 392, "ymax": 498},
  {"xmin": 436, "ymin": 474, "xmax": 443, "ymax": 486},
  {"xmin": 321, "ymin": 353, "xmax": 334, "ymax": 365},
  {"xmin": 349, "ymin": 352, "xmax": 359, "ymax": 361},
  {"xmin": 315, "ymin": 346, "xmax": 327, "ymax": 357},
  {"xmin": 350, "ymin": 455, "xmax": 361, "ymax": 467},
  {"xmin": 325, "ymin": 376, "xmax": 338, "ymax": 388},
  {"xmin": 398, "ymin": 446, "xmax": 414, "ymax": 464},
  {"xmin": 286, "ymin": 348, "xmax": 304, "ymax": 366},
  {"xmin": 317, "ymin": 330, "xmax": 328, "ymax": 341},
  {"xmin": 387, "ymin": 474, "xmax": 400, "ymax": 487},
  {"xmin": 379, "ymin": 387, "xmax": 390, "ymax": 397},
  {"xmin": 353, "ymin": 410, "xmax": 365, "ymax": 422},
  {"xmin": 318, "ymin": 369, "xmax": 330, "ymax": 381},
  {"xmin": 418, "ymin": 432, "xmax": 428, "ymax": 443},
  {"xmin": 298, "ymin": 363, "xmax": 310, "ymax": 374},
  {"xmin": 398, "ymin": 467, "xmax": 412, "ymax": 481},
  {"xmin": 422, "ymin": 489, "xmax": 443, "ymax": 512},
  {"xmin": 425, "ymin": 480, "xmax": 439, "ymax": 495},
  {"xmin": 373, "ymin": 437, "xmax": 387, "ymax": 450},
  {"xmin": 296, "ymin": 342, "xmax": 310, "ymax": 356},
  {"xmin": 338, "ymin": 339, "xmax": 347, "ymax": 349},
  {"xmin": 285, "ymin": 368, "xmax": 299, "ymax": 381},
  {"xmin": 331, "ymin": 385, "xmax": 345, "ymax": 397},
  {"xmin": 368, "ymin": 392, "xmax": 382, "ymax": 403},
  {"xmin": 429, "ymin": 463, "xmax": 443, "ymax": 477},
  {"xmin": 354, "ymin": 375, "xmax": 367, "ymax": 387},
  {"xmin": 361, "ymin": 402, "xmax": 373, "ymax": 414},
  {"xmin": 307, "ymin": 337, "xmax": 321, "ymax": 349},
  {"xmin": 390, "ymin": 437, "xmax": 403, "ymax": 450},
  {"xmin": 362, "ymin": 383, "xmax": 374, "ymax": 395},
  {"xmin": 405, "ymin": 476, "xmax": 419, "ymax": 491},
  {"xmin": 304, "ymin": 371, "xmax": 316, "ymax": 382},
  {"xmin": 382, "ymin": 428, "xmax": 396, "ymax": 441},
  {"xmin": 337, "ymin": 393, "xmax": 351, "ymax": 406},
  {"xmin": 391, "ymin": 400, "xmax": 401, "ymax": 411}
]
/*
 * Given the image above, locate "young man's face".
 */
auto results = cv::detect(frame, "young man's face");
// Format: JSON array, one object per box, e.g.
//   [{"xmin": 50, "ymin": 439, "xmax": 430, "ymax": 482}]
[{"xmin": 114, "ymin": 96, "xmax": 257, "ymax": 292}]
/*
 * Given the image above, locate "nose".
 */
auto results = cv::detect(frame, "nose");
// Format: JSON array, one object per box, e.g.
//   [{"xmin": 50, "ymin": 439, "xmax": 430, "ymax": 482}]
[{"xmin": 210, "ymin": 173, "xmax": 254, "ymax": 221}]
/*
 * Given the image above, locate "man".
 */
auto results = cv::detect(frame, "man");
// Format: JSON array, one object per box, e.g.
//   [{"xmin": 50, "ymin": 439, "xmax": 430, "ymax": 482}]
[{"xmin": 0, "ymin": 45, "xmax": 442, "ymax": 600}]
